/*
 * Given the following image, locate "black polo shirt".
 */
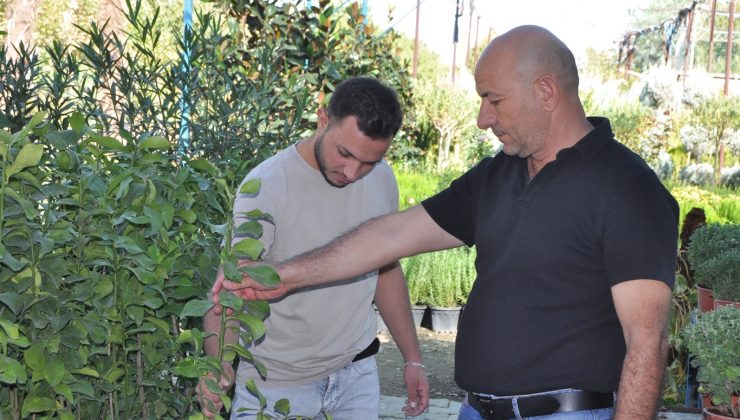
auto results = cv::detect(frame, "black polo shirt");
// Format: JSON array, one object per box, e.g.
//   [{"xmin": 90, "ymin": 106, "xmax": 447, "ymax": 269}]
[{"xmin": 422, "ymin": 117, "xmax": 678, "ymax": 395}]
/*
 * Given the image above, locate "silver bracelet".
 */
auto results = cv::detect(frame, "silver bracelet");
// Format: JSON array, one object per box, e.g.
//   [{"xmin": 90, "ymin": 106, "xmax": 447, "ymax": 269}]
[{"xmin": 403, "ymin": 361, "xmax": 426, "ymax": 369}]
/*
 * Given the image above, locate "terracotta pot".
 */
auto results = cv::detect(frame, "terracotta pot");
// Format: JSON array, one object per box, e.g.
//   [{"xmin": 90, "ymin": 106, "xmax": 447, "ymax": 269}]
[
  {"xmin": 702, "ymin": 407, "xmax": 739, "ymax": 419},
  {"xmin": 713, "ymin": 299, "xmax": 740, "ymax": 310},
  {"xmin": 702, "ymin": 394, "xmax": 740, "ymax": 419},
  {"xmin": 697, "ymin": 286, "xmax": 715, "ymax": 312}
]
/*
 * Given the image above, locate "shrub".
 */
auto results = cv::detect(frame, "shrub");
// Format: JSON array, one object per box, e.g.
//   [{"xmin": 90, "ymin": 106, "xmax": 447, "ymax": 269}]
[
  {"xmin": 679, "ymin": 163, "xmax": 715, "ymax": 186},
  {"xmin": 682, "ymin": 306, "xmax": 740, "ymax": 417},
  {"xmin": 402, "ymin": 247, "xmax": 476, "ymax": 307},
  {"xmin": 686, "ymin": 224, "xmax": 740, "ymax": 301}
]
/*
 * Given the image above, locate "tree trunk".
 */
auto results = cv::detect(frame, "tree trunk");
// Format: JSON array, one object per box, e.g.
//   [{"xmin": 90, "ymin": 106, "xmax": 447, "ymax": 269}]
[{"xmin": 4, "ymin": 0, "xmax": 40, "ymax": 59}]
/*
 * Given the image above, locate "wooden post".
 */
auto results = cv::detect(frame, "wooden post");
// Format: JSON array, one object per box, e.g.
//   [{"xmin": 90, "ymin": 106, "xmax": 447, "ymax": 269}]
[
  {"xmin": 719, "ymin": 0, "xmax": 734, "ymax": 184},
  {"xmin": 682, "ymin": 8, "xmax": 695, "ymax": 85},
  {"xmin": 413, "ymin": 0, "xmax": 420, "ymax": 78},
  {"xmin": 723, "ymin": 0, "xmax": 735, "ymax": 96},
  {"xmin": 465, "ymin": 0, "xmax": 474, "ymax": 71},
  {"xmin": 707, "ymin": 0, "xmax": 718, "ymax": 72}
]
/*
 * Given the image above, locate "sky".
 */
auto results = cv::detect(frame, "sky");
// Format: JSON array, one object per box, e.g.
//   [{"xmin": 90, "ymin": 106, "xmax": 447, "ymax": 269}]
[{"xmin": 368, "ymin": 0, "xmax": 651, "ymax": 68}]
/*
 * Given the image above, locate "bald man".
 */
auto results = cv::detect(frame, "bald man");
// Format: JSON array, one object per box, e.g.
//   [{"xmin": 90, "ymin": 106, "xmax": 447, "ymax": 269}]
[{"xmin": 217, "ymin": 25, "xmax": 678, "ymax": 420}]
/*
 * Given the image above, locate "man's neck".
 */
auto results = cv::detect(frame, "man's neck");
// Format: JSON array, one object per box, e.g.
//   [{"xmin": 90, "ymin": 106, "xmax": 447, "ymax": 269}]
[{"xmin": 296, "ymin": 136, "xmax": 319, "ymax": 171}]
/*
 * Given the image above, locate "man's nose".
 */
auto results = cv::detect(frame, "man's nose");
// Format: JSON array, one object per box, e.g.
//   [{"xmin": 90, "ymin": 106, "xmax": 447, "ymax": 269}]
[
  {"xmin": 343, "ymin": 161, "xmax": 363, "ymax": 183},
  {"xmin": 477, "ymin": 104, "xmax": 498, "ymax": 129}
]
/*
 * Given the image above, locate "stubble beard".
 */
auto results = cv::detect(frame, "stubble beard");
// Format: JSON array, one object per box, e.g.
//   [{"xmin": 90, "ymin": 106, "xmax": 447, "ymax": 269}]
[{"xmin": 314, "ymin": 135, "xmax": 348, "ymax": 188}]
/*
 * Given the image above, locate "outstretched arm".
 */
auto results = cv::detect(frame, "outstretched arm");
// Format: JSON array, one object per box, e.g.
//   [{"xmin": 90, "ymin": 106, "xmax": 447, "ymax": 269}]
[
  {"xmin": 218, "ymin": 205, "xmax": 463, "ymax": 300},
  {"xmin": 374, "ymin": 262, "xmax": 429, "ymax": 416},
  {"xmin": 611, "ymin": 279, "xmax": 672, "ymax": 420}
]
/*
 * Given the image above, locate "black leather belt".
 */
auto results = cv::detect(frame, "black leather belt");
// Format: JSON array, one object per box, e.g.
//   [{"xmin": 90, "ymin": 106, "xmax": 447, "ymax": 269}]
[
  {"xmin": 352, "ymin": 338, "xmax": 380, "ymax": 362},
  {"xmin": 467, "ymin": 390, "xmax": 614, "ymax": 420}
]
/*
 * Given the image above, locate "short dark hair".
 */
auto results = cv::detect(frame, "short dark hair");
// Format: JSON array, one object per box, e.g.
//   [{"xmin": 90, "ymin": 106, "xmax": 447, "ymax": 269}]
[{"xmin": 327, "ymin": 77, "xmax": 403, "ymax": 140}]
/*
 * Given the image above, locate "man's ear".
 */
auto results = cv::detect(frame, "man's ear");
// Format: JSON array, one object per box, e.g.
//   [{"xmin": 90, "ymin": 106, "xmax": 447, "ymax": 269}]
[
  {"xmin": 317, "ymin": 108, "xmax": 329, "ymax": 131},
  {"xmin": 535, "ymin": 75, "xmax": 559, "ymax": 112}
]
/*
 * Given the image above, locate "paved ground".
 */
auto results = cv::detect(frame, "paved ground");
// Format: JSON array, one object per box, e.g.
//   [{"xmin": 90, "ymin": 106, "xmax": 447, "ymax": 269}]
[
  {"xmin": 379, "ymin": 395, "xmax": 702, "ymax": 419},
  {"xmin": 379, "ymin": 396, "xmax": 460, "ymax": 420}
]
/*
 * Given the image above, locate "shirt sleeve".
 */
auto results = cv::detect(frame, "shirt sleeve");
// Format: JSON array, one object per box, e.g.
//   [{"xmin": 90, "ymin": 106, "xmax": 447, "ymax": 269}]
[
  {"xmin": 421, "ymin": 163, "xmax": 483, "ymax": 247},
  {"xmin": 602, "ymin": 169, "xmax": 679, "ymax": 287}
]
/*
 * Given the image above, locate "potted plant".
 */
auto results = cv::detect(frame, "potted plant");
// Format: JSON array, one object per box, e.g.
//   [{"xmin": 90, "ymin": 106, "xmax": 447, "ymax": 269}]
[
  {"xmin": 687, "ymin": 224, "xmax": 740, "ymax": 311},
  {"xmin": 402, "ymin": 254, "xmax": 433, "ymax": 327},
  {"xmin": 682, "ymin": 306, "xmax": 740, "ymax": 419},
  {"xmin": 425, "ymin": 247, "xmax": 476, "ymax": 333}
]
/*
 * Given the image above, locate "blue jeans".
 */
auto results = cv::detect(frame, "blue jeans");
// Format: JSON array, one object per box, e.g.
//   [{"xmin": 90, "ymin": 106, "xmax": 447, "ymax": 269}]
[
  {"xmin": 230, "ymin": 356, "xmax": 379, "ymax": 419},
  {"xmin": 458, "ymin": 389, "xmax": 615, "ymax": 420}
]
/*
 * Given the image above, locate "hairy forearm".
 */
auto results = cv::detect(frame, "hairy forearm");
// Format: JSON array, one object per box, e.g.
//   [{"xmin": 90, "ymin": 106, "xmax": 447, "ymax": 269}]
[
  {"xmin": 278, "ymin": 206, "xmax": 462, "ymax": 293},
  {"xmin": 614, "ymin": 335, "xmax": 669, "ymax": 419}
]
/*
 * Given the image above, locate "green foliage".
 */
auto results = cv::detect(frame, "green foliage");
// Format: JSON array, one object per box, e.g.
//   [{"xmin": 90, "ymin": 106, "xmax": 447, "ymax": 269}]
[
  {"xmin": 671, "ymin": 185, "xmax": 740, "ymax": 226},
  {"xmin": 0, "ymin": 112, "xmax": 275, "ymax": 418},
  {"xmin": 402, "ymin": 247, "xmax": 476, "ymax": 307},
  {"xmin": 682, "ymin": 306, "xmax": 740, "ymax": 417},
  {"xmin": 590, "ymin": 98, "xmax": 655, "ymax": 151},
  {"xmin": 1, "ymin": 0, "xmax": 415, "ymax": 182},
  {"xmin": 396, "ymin": 170, "xmax": 441, "ymax": 210},
  {"xmin": 686, "ymin": 223, "xmax": 740, "ymax": 301},
  {"xmin": 412, "ymin": 80, "xmax": 480, "ymax": 172}
]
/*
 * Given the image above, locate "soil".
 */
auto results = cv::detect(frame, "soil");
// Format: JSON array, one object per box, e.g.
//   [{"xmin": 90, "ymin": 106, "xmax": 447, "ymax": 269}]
[{"xmin": 376, "ymin": 328, "xmax": 465, "ymax": 400}]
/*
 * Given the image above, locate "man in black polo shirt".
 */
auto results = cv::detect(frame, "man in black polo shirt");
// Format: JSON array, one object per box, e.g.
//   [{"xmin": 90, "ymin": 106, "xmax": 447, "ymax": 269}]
[{"xmin": 216, "ymin": 25, "xmax": 678, "ymax": 420}]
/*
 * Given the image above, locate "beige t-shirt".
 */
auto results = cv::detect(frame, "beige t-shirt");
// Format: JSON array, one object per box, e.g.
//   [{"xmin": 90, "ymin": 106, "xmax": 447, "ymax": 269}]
[{"xmin": 234, "ymin": 144, "xmax": 398, "ymax": 387}]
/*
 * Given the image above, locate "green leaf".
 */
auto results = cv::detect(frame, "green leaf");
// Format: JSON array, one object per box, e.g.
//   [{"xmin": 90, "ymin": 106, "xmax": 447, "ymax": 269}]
[
  {"xmin": 0, "ymin": 355, "xmax": 27, "ymax": 384},
  {"xmin": 0, "ymin": 293, "xmax": 25, "ymax": 315},
  {"xmin": 232, "ymin": 238, "xmax": 263, "ymax": 260},
  {"xmin": 89, "ymin": 133, "xmax": 127, "ymax": 151},
  {"xmin": 145, "ymin": 316, "xmax": 171, "ymax": 335},
  {"xmin": 180, "ymin": 299, "xmax": 213, "ymax": 318},
  {"xmin": 6, "ymin": 143, "xmax": 44, "ymax": 180},
  {"xmin": 5, "ymin": 188, "xmax": 37, "ymax": 220},
  {"xmin": 44, "ymin": 130, "xmax": 79, "ymax": 149},
  {"xmin": 128, "ymin": 267, "xmax": 158, "ymax": 285},
  {"xmin": 243, "ymin": 265, "xmax": 281, "ymax": 288},
  {"xmin": 54, "ymin": 382, "xmax": 73, "ymax": 402},
  {"xmin": 69, "ymin": 112, "xmax": 85, "ymax": 132},
  {"xmin": 69, "ymin": 380, "xmax": 95, "ymax": 397},
  {"xmin": 234, "ymin": 221, "xmax": 264, "ymax": 238},
  {"xmin": 14, "ymin": 171, "xmax": 43, "ymax": 190},
  {"xmin": 228, "ymin": 313, "xmax": 266, "ymax": 342},
  {"xmin": 105, "ymin": 367, "xmax": 125, "ymax": 383},
  {"xmin": 245, "ymin": 378, "xmax": 265, "ymax": 407},
  {"xmin": 244, "ymin": 300, "xmax": 270, "ymax": 320},
  {"xmin": 23, "ymin": 344, "xmax": 44, "ymax": 371},
  {"xmin": 223, "ymin": 260, "xmax": 242, "ymax": 282},
  {"xmin": 70, "ymin": 367, "xmax": 99, "ymax": 378},
  {"xmin": 11, "ymin": 111, "xmax": 45, "ymax": 144},
  {"xmin": 142, "ymin": 297, "xmax": 163, "ymax": 309},
  {"xmin": 0, "ymin": 319, "xmax": 22, "ymax": 339},
  {"xmin": 21, "ymin": 396, "xmax": 55, "ymax": 417},
  {"xmin": 173, "ymin": 357, "xmax": 200, "ymax": 378},
  {"xmin": 188, "ymin": 158, "xmax": 217, "ymax": 175},
  {"xmin": 218, "ymin": 290, "xmax": 243, "ymax": 312},
  {"xmin": 274, "ymin": 399, "xmax": 290, "ymax": 416},
  {"xmin": 45, "ymin": 355, "xmax": 66, "ymax": 386},
  {"xmin": 94, "ymin": 278, "xmax": 113, "ymax": 298},
  {"xmin": 177, "ymin": 209, "xmax": 197, "ymax": 223},
  {"xmin": 160, "ymin": 202, "xmax": 175, "ymax": 229},
  {"xmin": 239, "ymin": 178, "xmax": 261, "ymax": 195},
  {"xmin": 242, "ymin": 209, "xmax": 274, "ymax": 223},
  {"xmin": 139, "ymin": 135, "xmax": 169, "ymax": 150}
]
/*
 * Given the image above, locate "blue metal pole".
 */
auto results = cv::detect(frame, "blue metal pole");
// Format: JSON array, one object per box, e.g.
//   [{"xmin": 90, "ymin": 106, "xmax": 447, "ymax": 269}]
[{"xmin": 178, "ymin": 0, "xmax": 193, "ymax": 160}]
